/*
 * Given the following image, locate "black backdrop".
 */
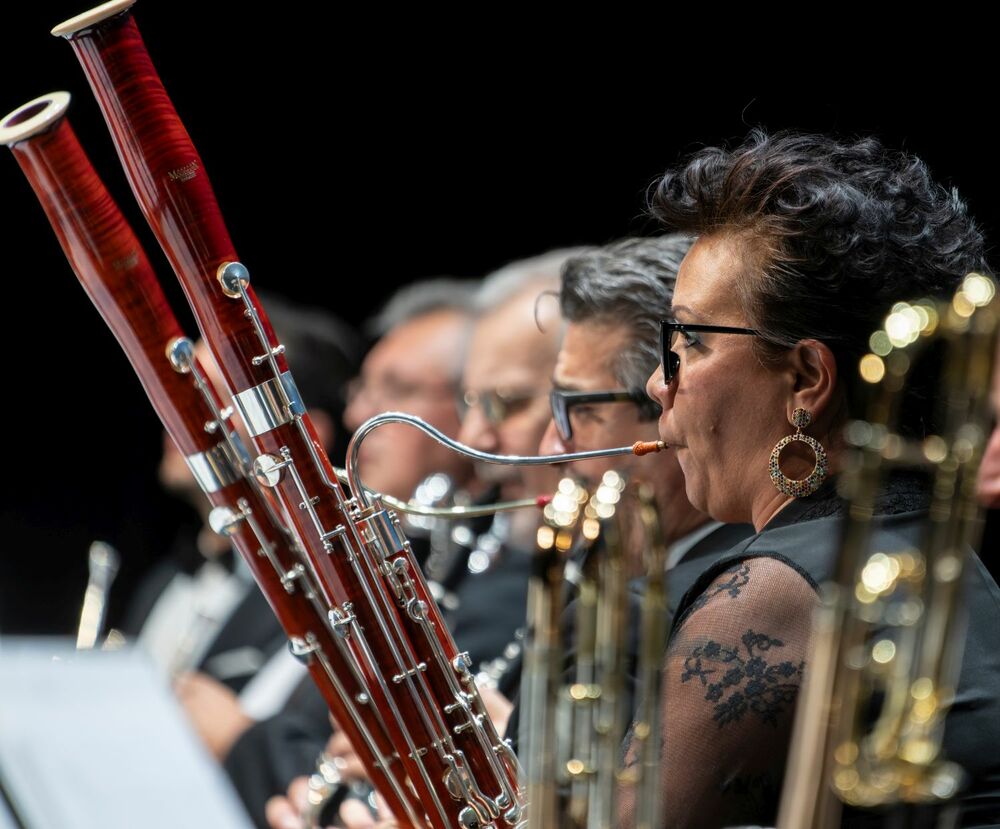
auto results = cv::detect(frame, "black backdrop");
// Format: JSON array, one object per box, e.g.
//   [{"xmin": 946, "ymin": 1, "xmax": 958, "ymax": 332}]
[{"xmin": 0, "ymin": 4, "xmax": 996, "ymax": 633}]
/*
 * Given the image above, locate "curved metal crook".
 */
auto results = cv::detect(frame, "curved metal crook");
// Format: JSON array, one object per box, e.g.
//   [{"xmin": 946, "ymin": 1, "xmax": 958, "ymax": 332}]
[{"xmin": 346, "ymin": 411, "xmax": 661, "ymax": 511}]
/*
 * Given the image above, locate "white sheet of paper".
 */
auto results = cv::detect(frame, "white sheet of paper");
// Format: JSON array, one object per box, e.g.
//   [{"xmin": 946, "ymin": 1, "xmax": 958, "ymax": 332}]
[
  {"xmin": 0, "ymin": 638, "xmax": 252, "ymax": 829},
  {"xmin": 0, "ymin": 794, "xmax": 19, "ymax": 829}
]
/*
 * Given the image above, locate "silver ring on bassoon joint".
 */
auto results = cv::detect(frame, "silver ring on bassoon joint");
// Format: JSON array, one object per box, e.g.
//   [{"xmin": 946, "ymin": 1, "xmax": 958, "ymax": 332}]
[
  {"xmin": 185, "ymin": 435, "xmax": 245, "ymax": 493},
  {"xmin": 232, "ymin": 372, "xmax": 305, "ymax": 437}
]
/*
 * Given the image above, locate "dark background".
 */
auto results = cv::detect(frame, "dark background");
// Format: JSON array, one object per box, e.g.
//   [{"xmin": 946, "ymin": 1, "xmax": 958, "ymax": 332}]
[{"xmin": 0, "ymin": 5, "xmax": 996, "ymax": 633}]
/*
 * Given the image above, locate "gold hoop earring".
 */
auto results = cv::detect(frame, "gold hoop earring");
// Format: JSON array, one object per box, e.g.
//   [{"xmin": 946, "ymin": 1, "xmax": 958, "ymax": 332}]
[{"xmin": 769, "ymin": 407, "xmax": 828, "ymax": 498}]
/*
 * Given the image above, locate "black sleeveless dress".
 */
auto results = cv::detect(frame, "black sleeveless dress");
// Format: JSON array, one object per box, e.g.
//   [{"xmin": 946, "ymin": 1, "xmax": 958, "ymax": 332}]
[{"xmin": 666, "ymin": 478, "xmax": 1000, "ymax": 828}]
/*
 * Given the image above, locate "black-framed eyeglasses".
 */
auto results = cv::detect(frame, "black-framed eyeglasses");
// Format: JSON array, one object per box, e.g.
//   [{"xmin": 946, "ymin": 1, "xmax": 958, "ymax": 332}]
[
  {"xmin": 458, "ymin": 388, "xmax": 547, "ymax": 424},
  {"xmin": 549, "ymin": 388, "xmax": 653, "ymax": 441},
  {"xmin": 659, "ymin": 321, "xmax": 760, "ymax": 382}
]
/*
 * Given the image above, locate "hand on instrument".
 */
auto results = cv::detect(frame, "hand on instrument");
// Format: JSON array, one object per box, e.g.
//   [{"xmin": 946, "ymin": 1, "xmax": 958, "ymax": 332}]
[
  {"xmin": 263, "ymin": 776, "xmax": 392, "ymax": 829},
  {"xmin": 476, "ymin": 683, "xmax": 514, "ymax": 736},
  {"xmin": 322, "ymin": 729, "xmax": 368, "ymax": 784},
  {"xmin": 265, "ymin": 776, "xmax": 313, "ymax": 829},
  {"xmin": 173, "ymin": 670, "xmax": 253, "ymax": 759},
  {"xmin": 339, "ymin": 793, "xmax": 398, "ymax": 829}
]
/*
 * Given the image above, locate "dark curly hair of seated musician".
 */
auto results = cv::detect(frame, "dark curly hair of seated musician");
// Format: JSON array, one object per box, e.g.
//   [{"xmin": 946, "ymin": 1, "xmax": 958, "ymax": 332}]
[{"xmin": 653, "ymin": 128, "xmax": 990, "ymax": 435}]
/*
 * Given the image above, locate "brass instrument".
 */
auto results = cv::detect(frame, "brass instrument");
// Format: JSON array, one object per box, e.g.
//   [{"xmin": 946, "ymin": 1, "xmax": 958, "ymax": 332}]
[
  {"xmin": 521, "ymin": 476, "xmax": 591, "ymax": 829},
  {"xmin": 778, "ymin": 273, "xmax": 1000, "ymax": 828},
  {"xmin": 622, "ymin": 483, "xmax": 669, "ymax": 829},
  {"xmin": 519, "ymin": 472, "xmax": 668, "ymax": 829},
  {"xmin": 564, "ymin": 472, "xmax": 629, "ymax": 829}
]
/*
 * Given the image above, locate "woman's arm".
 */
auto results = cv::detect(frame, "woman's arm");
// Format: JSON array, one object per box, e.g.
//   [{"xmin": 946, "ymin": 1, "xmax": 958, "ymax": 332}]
[{"xmin": 619, "ymin": 556, "xmax": 819, "ymax": 829}]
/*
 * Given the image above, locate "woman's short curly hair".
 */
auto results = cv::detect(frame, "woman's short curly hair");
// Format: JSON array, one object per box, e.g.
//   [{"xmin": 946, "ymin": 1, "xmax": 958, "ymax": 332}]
[{"xmin": 651, "ymin": 130, "xmax": 990, "ymax": 383}]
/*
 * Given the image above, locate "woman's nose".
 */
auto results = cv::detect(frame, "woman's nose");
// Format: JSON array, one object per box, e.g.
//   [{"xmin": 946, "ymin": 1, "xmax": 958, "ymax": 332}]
[{"xmin": 645, "ymin": 363, "xmax": 676, "ymax": 411}]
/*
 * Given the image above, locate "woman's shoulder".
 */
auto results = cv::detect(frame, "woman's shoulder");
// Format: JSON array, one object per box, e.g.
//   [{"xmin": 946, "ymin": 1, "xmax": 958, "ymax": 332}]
[
  {"xmin": 670, "ymin": 504, "xmax": 926, "ymax": 637},
  {"xmin": 673, "ymin": 555, "xmax": 820, "ymax": 637}
]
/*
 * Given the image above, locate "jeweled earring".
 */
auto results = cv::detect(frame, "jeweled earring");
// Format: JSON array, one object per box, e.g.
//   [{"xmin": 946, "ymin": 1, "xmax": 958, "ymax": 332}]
[{"xmin": 769, "ymin": 407, "xmax": 828, "ymax": 498}]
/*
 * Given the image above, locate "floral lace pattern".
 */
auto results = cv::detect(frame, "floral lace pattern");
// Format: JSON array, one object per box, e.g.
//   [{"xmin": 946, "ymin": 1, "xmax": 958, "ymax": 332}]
[
  {"xmin": 680, "ymin": 629, "xmax": 804, "ymax": 728},
  {"xmin": 687, "ymin": 561, "xmax": 751, "ymax": 614}
]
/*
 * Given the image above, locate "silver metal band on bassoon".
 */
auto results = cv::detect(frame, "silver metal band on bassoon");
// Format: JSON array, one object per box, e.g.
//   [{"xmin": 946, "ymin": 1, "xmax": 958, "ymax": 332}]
[
  {"xmin": 185, "ymin": 432, "xmax": 249, "ymax": 493},
  {"xmin": 232, "ymin": 371, "xmax": 305, "ymax": 437},
  {"xmin": 366, "ymin": 510, "xmax": 407, "ymax": 560}
]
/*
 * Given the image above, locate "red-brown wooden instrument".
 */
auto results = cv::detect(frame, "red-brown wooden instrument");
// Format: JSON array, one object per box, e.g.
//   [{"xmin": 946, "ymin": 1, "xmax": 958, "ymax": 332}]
[
  {"xmin": 0, "ymin": 92, "xmax": 424, "ymax": 827},
  {"xmin": 50, "ymin": 2, "xmax": 523, "ymax": 825}
]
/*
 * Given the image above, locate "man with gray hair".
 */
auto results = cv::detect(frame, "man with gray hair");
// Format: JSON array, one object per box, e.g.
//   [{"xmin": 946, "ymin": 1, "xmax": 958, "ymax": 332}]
[
  {"xmin": 541, "ymin": 235, "xmax": 721, "ymax": 558},
  {"xmin": 307, "ymin": 238, "xmax": 756, "ymax": 829},
  {"xmin": 265, "ymin": 250, "xmax": 579, "ymax": 829},
  {"xmin": 234, "ymin": 278, "xmax": 481, "ymax": 827},
  {"xmin": 499, "ymin": 236, "xmax": 755, "ymax": 749},
  {"xmin": 458, "ymin": 248, "xmax": 581, "ymax": 514},
  {"xmin": 344, "ymin": 277, "xmax": 478, "ymax": 501},
  {"xmin": 451, "ymin": 249, "xmax": 579, "ymax": 698}
]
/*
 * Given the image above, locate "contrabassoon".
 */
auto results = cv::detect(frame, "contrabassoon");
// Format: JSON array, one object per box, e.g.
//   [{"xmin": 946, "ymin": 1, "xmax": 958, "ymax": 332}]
[
  {"xmin": 5, "ymin": 3, "xmax": 666, "ymax": 824},
  {"xmin": 0, "ymin": 91, "xmax": 424, "ymax": 827},
  {"xmin": 50, "ymin": 2, "xmax": 523, "ymax": 825}
]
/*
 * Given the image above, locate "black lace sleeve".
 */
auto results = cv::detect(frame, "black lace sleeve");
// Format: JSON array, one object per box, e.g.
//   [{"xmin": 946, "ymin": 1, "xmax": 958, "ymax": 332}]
[{"xmin": 618, "ymin": 556, "xmax": 819, "ymax": 829}]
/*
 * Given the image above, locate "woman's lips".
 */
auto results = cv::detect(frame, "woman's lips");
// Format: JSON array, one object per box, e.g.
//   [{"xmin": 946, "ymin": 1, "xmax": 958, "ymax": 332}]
[{"xmin": 657, "ymin": 429, "xmax": 684, "ymax": 449}]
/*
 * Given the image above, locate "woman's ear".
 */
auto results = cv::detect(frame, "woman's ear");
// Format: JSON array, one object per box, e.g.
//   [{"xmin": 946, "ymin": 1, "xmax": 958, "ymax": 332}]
[{"xmin": 786, "ymin": 338, "xmax": 838, "ymax": 425}]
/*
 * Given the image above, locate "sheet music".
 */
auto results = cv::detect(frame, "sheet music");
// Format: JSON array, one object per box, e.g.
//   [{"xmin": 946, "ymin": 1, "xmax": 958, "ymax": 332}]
[
  {"xmin": 0, "ymin": 789, "xmax": 21, "ymax": 829},
  {"xmin": 0, "ymin": 639, "xmax": 252, "ymax": 829}
]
